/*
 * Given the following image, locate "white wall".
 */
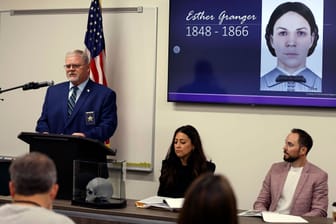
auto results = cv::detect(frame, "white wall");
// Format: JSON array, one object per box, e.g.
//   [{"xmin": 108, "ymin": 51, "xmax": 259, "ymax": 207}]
[{"xmin": 0, "ymin": 0, "xmax": 335, "ymax": 217}]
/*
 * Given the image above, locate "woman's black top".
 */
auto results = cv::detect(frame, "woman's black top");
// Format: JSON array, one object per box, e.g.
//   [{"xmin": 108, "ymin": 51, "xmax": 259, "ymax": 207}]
[{"xmin": 157, "ymin": 160, "xmax": 215, "ymax": 198}]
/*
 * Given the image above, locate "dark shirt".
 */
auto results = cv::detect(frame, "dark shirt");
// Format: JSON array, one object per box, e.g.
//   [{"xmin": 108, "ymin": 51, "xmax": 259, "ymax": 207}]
[{"xmin": 157, "ymin": 160, "xmax": 215, "ymax": 198}]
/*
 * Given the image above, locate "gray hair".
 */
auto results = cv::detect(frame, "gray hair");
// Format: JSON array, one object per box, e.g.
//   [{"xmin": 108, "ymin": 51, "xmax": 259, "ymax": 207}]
[
  {"xmin": 65, "ymin": 49, "xmax": 90, "ymax": 65},
  {"xmin": 10, "ymin": 152, "xmax": 57, "ymax": 195}
]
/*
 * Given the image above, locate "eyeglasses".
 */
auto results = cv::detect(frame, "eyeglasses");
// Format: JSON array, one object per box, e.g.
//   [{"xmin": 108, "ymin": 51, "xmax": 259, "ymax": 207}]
[{"xmin": 64, "ymin": 64, "xmax": 84, "ymax": 69}]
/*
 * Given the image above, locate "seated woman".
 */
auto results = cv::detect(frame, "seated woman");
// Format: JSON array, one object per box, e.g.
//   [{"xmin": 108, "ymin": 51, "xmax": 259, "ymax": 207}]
[{"xmin": 157, "ymin": 125, "xmax": 215, "ymax": 198}]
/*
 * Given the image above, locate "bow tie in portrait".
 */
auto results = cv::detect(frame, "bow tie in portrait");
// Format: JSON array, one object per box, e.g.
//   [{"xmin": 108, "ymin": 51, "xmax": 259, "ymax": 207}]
[{"xmin": 275, "ymin": 75, "xmax": 306, "ymax": 83}]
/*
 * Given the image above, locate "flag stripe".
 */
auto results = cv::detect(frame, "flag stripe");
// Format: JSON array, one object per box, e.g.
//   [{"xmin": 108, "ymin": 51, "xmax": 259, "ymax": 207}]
[
  {"xmin": 99, "ymin": 53, "xmax": 107, "ymax": 85},
  {"xmin": 89, "ymin": 54, "xmax": 107, "ymax": 86}
]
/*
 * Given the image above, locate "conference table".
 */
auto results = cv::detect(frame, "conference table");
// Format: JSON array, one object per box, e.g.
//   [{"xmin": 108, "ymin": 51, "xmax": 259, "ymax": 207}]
[{"xmin": 0, "ymin": 196, "xmax": 333, "ymax": 224}]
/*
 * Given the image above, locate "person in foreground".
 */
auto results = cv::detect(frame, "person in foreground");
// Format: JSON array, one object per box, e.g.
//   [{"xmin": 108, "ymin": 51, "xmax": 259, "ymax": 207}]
[
  {"xmin": 0, "ymin": 152, "xmax": 75, "ymax": 224},
  {"xmin": 36, "ymin": 49, "xmax": 117, "ymax": 142},
  {"xmin": 178, "ymin": 173, "xmax": 238, "ymax": 224},
  {"xmin": 253, "ymin": 128, "xmax": 328, "ymax": 217},
  {"xmin": 157, "ymin": 125, "xmax": 215, "ymax": 198},
  {"xmin": 260, "ymin": 2, "xmax": 321, "ymax": 92}
]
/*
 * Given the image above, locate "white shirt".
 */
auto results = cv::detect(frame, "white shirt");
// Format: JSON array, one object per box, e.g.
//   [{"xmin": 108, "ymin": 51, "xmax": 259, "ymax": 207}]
[
  {"xmin": 0, "ymin": 204, "xmax": 75, "ymax": 224},
  {"xmin": 68, "ymin": 78, "xmax": 89, "ymax": 102},
  {"xmin": 275, "ymin": 166, "xmax": 303, "ymax": 214}
]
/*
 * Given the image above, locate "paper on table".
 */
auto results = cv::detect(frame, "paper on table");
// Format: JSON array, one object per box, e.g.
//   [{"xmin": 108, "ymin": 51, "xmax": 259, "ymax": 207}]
[
  {"xmin": 163, "ymin": 197, "xmax": 184, "ymax": 209},
  {"xmin": 261, "ymin": 211, "xmax": 308, "ymax": 223},
  {"xmin": 238, "ymin": 209, "xmax": 262, "ymax": 217},
  {"xmin": 135, "ymin": 196, "xmax": 184, "ymax": 211}
]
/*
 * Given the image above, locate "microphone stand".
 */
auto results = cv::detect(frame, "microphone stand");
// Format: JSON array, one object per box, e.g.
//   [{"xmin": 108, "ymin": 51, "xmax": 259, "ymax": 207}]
[
  {"xmin": 0, "ymin": 83, "xmax": 30, "ymax": 101},
  {"xmin": 0, "ymin": 84, "xmax": 25, "ymax": 94},
  {"xmin": 0, "ymin": 87, "xmax": 3, "ymax": 101},
  {"xmin": 0, "ymin": 82, "xmax": 52, "ymax": 102}
]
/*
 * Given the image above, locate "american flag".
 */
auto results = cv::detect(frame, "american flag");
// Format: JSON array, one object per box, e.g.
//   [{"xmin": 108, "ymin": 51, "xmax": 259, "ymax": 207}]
[
  {"xmin": 84, "ymin": 0, "xmax": 107, "ymax": 86},
  {"xmin": 85, "ymin": 0, "xmax": 110, "ymax": 145}
]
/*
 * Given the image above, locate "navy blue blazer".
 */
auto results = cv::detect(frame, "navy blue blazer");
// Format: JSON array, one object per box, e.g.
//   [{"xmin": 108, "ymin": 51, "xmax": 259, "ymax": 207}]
[{"xmin": 36, "ymin": 79, "xmax": 117, "ymax": 142}]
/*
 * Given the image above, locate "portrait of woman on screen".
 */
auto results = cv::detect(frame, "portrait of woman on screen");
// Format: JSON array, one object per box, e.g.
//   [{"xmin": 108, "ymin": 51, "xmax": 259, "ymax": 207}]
[{"xmin": 260, "ymin": 1, "xmax": 322, "ymax": 92}]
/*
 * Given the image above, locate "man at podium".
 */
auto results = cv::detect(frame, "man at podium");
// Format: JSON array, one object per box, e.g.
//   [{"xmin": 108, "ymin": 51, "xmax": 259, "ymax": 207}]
[
  {"xmin": 35, "ymin": 49, "xmax": 117, "ymax": 142},
  {"xmin": 33, "ymin": 50, "xmax": 117, "ymax": 200}
]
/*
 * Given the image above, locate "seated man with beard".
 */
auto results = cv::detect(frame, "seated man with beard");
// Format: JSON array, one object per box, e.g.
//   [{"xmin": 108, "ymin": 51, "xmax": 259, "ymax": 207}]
[{"xmin": 253, "ymin": 128, "xmax": 328, "ymax": 217}]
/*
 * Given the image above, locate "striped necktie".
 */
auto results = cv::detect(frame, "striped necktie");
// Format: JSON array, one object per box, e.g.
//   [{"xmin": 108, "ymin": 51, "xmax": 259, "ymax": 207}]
[{"xmin": 67, "ymin": 86, "xmax": 78, "ymax": 116}]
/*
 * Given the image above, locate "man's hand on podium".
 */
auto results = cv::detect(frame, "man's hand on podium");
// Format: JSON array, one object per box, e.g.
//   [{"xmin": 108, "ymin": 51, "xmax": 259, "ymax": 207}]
[{"xmin": 72, "ymin": 132, "xmax": 86, "ymax": 137}]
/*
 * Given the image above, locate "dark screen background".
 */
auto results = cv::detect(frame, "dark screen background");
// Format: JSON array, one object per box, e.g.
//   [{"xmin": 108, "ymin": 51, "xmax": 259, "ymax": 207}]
[{"xmin": 167, "ymin": 0, "xmax": 336, "ymax": 107}]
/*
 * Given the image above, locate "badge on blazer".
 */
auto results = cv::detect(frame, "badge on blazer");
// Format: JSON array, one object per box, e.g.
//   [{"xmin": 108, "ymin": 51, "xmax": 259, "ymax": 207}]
[{"xmin": 85, "ymin": 111, "xmax": 95, "ymax": 125}]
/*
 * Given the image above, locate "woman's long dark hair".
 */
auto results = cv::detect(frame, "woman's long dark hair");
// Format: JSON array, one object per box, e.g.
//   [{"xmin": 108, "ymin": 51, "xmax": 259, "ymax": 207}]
[{"xmin": 265, "ymin": 2, "xmax": 319, "ymax": 57}]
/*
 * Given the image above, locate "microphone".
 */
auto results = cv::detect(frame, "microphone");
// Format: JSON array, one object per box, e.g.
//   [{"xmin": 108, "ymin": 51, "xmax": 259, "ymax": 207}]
[{"xmin": 22, "ymin": 81, "xmax": 54, "ymax": 90}]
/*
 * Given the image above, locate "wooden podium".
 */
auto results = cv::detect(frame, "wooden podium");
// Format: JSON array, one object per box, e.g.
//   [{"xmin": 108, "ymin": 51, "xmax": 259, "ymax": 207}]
[{"xmin": 18, "ymin": 132, "xmax": 116, "ymax": 200}]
